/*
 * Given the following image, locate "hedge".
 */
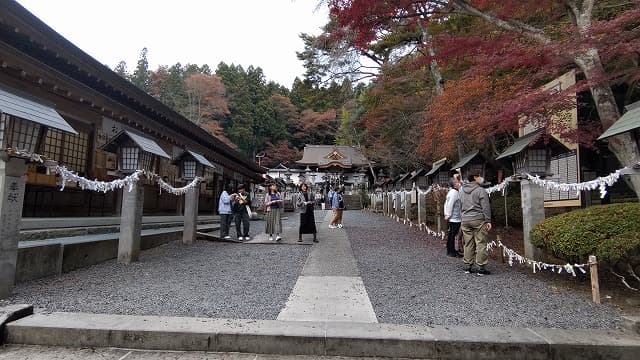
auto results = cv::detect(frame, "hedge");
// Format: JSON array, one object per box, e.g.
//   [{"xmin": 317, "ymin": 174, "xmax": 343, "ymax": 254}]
[{"xmin": 530, "ymin": 203, "xmax": 640, "ymax": 263}]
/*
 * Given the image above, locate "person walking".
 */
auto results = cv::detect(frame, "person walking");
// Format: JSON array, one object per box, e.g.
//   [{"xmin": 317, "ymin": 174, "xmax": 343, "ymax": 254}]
[
  {"xmin": 297, "ymin": 183, "xmax": 317, "ymax": 243},
  {"xmin": 444, "ymin": 178, "xmax": 462, "ymax": 258},
  {"xmin": 459, "ymin": 172, "xmax": 492, "ymax": 275},
  {"xmin": 330, "ymin": 187, "xmax": 345, "ymax": 229},
  {"xmin": 218, "ymin": 186, "xmax": 233, "ymax": 240},
  {"xmin": 326, "ymin": 187, "xmax": 335, "ymax": 214},
  {"xmin": 232, "ymin": 184, "xmax": 252, "ymax": 241},
  {"xmin": 264, "ymin": 183, "xmax": 284, "ymax": 242}
]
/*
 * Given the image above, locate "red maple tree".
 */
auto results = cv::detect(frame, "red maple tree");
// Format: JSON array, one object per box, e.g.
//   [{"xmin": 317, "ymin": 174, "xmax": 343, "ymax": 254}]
[{"xmin": 326, "ymin": 0, "xmax": 640, "ymax": 194}]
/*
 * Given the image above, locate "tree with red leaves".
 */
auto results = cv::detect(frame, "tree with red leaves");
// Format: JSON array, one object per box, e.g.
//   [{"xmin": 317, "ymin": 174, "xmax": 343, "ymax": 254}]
[
  {"xmin": 326, "ymin": 0, "xmax": 640, "ymax": 195},
  {"xmin": 184, "ymin": 73, "xmax": 230, "ymax": 125}
]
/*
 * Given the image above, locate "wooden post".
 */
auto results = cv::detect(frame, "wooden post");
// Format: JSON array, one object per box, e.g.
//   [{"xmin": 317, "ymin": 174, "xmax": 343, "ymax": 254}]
[{"xmin": 589, "ymin": 255, "xmax": 600, "ymax": 304}]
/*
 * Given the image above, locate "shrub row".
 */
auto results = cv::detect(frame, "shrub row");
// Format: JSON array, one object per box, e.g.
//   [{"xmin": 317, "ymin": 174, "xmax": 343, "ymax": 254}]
[{"xmin": 530, "ymin": 203, "xmax": 640, "ymax": 264}]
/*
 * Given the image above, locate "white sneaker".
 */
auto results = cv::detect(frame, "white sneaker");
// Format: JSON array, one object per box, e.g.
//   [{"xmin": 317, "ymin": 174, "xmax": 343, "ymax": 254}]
[
  {"xmin": 269, "ymin": 236, "xmax": 273, "ymax": 241},
  {"xmin": 337, "ymin": 224, "xmax": 343, "ymax": 228},
  {"xmin": 244, "ymin": 236, "xmax": 250, "ymax": 241},
  {"xmin": 275, "ymin": 236, "xmax": 282, "ymax": 242},
  {"xmin": 223, "ymin": 236, "xmax": 231, "ymax": 240},
  {"xmin": 329, "ymin": 225, "xmax": 336, "ymax": 229}
]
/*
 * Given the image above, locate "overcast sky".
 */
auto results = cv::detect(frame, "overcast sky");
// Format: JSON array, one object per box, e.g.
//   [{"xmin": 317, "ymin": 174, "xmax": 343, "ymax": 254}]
[{"xmin": 16, "ymin": 0, "xmax": 329, "ymax": 88}]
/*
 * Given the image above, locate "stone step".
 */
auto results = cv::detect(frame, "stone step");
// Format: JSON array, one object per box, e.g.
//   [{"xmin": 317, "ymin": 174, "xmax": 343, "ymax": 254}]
[
  {"xmin": 20, "ymin": 218, "xmax": 220, "ymax": 242},
  {"xmin": 15, "ymin": 223, "xmax": 220, "ymax": 283},
  {"xmin": 4, "ymin": 312, "xmax": 640, "ymax": 360}
]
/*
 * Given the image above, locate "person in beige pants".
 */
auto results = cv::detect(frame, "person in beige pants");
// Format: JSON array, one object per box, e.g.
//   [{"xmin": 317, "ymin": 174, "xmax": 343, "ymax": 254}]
[{"xmin": 459, "ymin": 172, "xmax": 492, "ymax": 275}]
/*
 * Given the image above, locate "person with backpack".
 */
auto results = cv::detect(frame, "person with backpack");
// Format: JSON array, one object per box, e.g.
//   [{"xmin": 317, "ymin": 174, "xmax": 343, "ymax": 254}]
[{"xmin": 330, "ymin": 187, "xmax": 345, "ymax": 229}]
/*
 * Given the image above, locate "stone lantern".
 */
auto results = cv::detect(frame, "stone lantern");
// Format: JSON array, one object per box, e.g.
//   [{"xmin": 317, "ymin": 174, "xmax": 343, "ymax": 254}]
[
  {"xmin": 1, "ymin": 86, "xmax": 77, "ymax": 298},
  {"xmin": 101, "ymin": 130, "xmax": 170, "ymax": 175},
  {"xmin": 175, "ymin": 150, "xmax": 214, "ymax": 181},
  {"xmin": 175, "ymin": 150, "xmax": 214, "ymax": 245},
  {"xmin": 101, "ymin": 130, "xmax": 170, "ymax": 264},
  {"xmin": 496, "ymin": 127, "xmax": 549, "ymax": 260}
]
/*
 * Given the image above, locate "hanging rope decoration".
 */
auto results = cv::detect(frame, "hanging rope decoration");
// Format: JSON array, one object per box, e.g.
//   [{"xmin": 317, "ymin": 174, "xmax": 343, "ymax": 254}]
[
  {"xmin": 2, "ymin": 148, "xmax": 204, "ymax": 195},
  {"xmin": 148, "ymin": 172, "xmax": 204, "ymax": 195},
  {"xmin": 390, "ymin": 167, "xmax": 628, "ymax": 199},
  {"xmin": 486, "ymin": 240, "xmax": 589, "ymax": 276},
  {"xmin": 57, "ymin": 167, "xmax": 143, "ymax": 192},
  {"xmin": 525, "ymin": 168, "xmax": 626, "ymax": 199},
  {"xmin": 484, "ymin": 177, "xmax": 512, "ymax": 195},
  {"xmin": 55, "ymin": 166, "xmax": 202, "ymax": 195}
]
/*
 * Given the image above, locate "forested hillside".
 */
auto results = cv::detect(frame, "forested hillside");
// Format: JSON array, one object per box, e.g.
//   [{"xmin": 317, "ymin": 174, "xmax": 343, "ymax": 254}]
[
  {"xmin": 112, "ymin": 48, "xmax": 364, "ymax": 168},
  {"xmin": 112, "ymin": 0, "xmax": 639, "ymax": 185}
]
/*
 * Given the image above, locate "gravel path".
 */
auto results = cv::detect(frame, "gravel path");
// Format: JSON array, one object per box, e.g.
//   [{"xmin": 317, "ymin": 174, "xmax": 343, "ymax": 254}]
[
  {"xmin": 2, "ymin": 216, "xmax": 311, "ymax": 319},
  {"xmin": 344, "ymin": 211, "xmax": 622, "ymax": 329},
  {"xmin": 2, "ymin": 210, "xmax": 623, "ymax": 329}
]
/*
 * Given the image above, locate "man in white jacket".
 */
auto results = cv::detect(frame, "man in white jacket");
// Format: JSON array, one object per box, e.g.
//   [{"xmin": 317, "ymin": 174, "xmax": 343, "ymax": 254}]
[{"xmin": 444, "ymin": 177, "xmax": 462, "ymax": 258}]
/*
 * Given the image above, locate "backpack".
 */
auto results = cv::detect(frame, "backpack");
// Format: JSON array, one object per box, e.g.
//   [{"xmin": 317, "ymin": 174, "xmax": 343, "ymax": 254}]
[{"xmin": 338, "ymin": 194, "xmax": 345, "ymax": 210}]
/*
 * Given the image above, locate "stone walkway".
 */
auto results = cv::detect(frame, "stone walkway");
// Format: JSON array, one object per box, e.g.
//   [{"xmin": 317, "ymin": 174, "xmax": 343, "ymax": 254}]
[{"xmin": 277, "ymin": 212, "xmax": 377, "ymax": 323}]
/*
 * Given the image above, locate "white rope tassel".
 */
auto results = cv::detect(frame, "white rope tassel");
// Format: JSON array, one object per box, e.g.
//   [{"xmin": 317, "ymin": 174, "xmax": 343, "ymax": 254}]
[
  {"xmin": 55, "ymin": 166, "xmax": 203, "ymax": 195},
  {"xmin": 525, "ymin": 168, "xmax": 625, "ymax": 199},
  {"xmin": 486, "ymin": 240, "xmax": 588, "ymax": 276}
]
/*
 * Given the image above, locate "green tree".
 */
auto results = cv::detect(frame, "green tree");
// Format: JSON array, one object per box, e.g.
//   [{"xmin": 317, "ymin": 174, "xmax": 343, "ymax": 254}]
[
  {"xmin": 113, "ymin": 60, "xmax": 129, "ymax": 79},
  {"xmin": 216, "ymin": 62, "xmax": 285, "ymax": 156},
  {"xmin": 131, "ymin": 47, "xmax": 150, "ymax": 92}
]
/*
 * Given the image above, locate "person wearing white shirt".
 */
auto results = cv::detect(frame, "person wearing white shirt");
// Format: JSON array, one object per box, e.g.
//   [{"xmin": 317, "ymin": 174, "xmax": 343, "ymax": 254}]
[{"xmin": 444, "ymin": 177, "xmax": 462, "ymax": 257}]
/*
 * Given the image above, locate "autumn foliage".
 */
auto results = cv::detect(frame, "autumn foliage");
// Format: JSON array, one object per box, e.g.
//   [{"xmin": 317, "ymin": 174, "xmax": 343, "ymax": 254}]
[{"xmin": 324, "ymin": 0, "xmax": 640, "ymax": 170}]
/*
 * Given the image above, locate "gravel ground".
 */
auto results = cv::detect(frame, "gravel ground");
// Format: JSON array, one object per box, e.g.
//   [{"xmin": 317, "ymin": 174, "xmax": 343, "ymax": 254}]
[
  {"xmin": 344, "ymin": 211, "xmax": 623, "ymax": 329},
  {"xmin": 1, "ymin": 216, "xmax": 311, "ymax": 319},
  {"xmin": 1, "ymin": 210, "xmax": 623, "ymax": 329}
]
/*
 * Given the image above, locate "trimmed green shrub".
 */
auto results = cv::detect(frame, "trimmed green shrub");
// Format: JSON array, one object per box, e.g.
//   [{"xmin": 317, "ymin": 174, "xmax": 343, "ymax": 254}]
[
  {"xmin": 596, "ymin": 231, "xmax": 640, "ymax": 265},
  {"xmin": 530, "ymin": 203, "xmax": 640, "ymax": 263}
]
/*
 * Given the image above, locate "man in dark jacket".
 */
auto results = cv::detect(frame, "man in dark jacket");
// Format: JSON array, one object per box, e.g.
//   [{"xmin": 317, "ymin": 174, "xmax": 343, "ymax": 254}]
[
  {"xmin": 232, "ymin": 184, "xmax": 252, "ymax": 241},
  {"xmin": 459, "ymin": 172, "xmax": 492, "ymax": 275}
]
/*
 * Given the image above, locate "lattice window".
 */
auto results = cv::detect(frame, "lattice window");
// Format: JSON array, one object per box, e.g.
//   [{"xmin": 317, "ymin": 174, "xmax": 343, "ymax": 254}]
[
  {"xmin": 183, "ymin": 160, "xmax": 197, "ymax": 179},
  {"xmin": 545, "ymin": 151, "xmax": 579, "ymax": 201},
  {"xmin": 0, "ymin": 113, "xmax": 41, "ymax": 152},
  {"xmin": 140, "ymin": 151, "xmax": 154, "ymax": 171},
  {"xmin": 43, "ymin": 128, "xmax": 89, "ymax": 174},
  {"xmin": 121, "ymin": 147, "xmax": 139, "ymax": 171},
  {"xmin": 437, "ymin": 172, "xmax": 449, "ymax": 186},
  {"xmin": 527, "ymin": 149, "xmax": 547, "ymax": 174}
]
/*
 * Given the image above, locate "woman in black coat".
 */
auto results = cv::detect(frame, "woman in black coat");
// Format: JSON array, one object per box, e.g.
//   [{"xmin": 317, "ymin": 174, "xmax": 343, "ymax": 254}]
[{"xmin": 296, "ymin": 183, "xmax": 317, "ymax": 243}]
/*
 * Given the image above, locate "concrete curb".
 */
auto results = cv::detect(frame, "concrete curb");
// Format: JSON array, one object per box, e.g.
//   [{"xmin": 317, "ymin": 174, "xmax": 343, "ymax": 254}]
[
  {"xmin": 622, "ymin": 316, "xmax": 640, "ymax": 335},
  {"xmin": 0, "ymin": 304, "xmax": 33, "ymax": 345},
  {"xmin": 4, "ymin": 312, "xmax": 640, "ymax": 360}
]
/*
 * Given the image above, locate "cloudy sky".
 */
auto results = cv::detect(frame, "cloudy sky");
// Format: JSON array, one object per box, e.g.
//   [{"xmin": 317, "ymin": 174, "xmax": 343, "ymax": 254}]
[{"xmin": 16, "ymin": 0, "xmax": 330, "ymax": 87}]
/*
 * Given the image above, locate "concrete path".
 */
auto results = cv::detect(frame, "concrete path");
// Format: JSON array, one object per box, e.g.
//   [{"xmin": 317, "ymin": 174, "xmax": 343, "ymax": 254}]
[{"xmin": 277, "ymin": 211, "xmax": 377, "ymax": 323}]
